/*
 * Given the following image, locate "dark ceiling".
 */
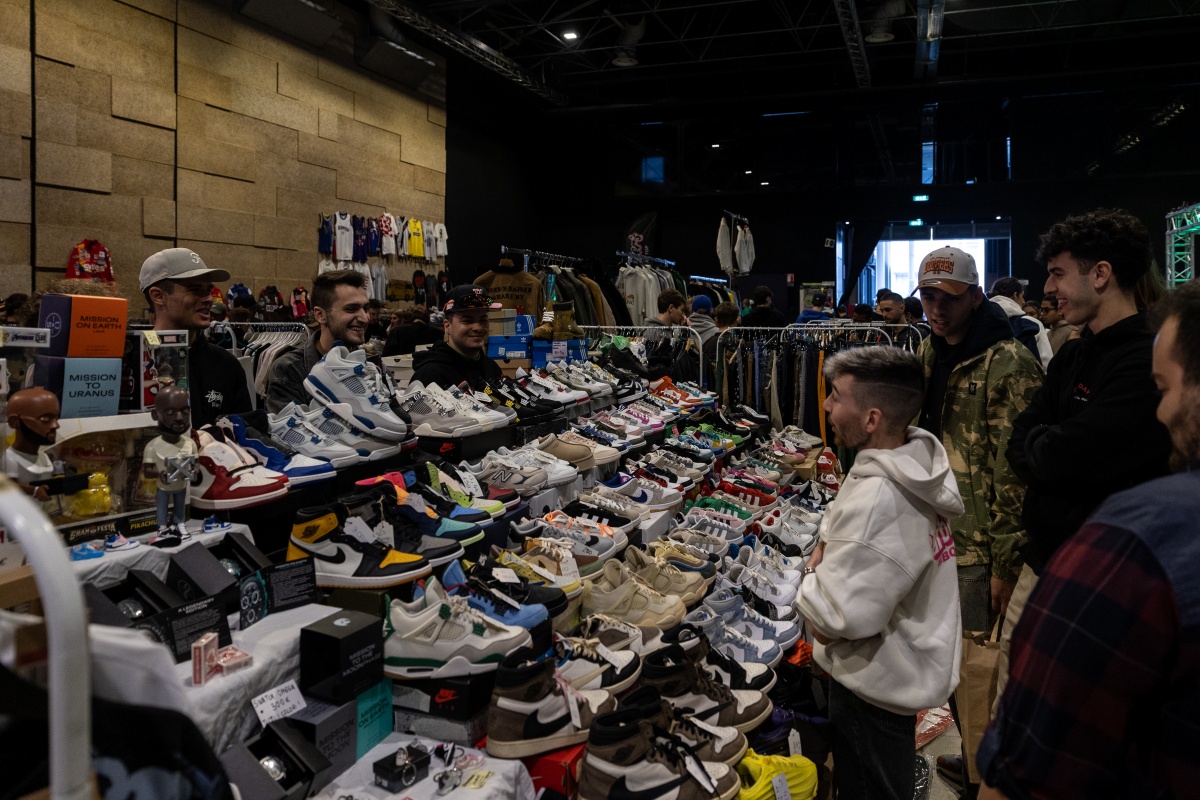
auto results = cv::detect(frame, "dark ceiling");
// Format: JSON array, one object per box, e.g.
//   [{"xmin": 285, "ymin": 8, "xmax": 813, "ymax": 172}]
[{"xmin": 367, "ymin": 0, "xmax": 1200, "ymax": 192}]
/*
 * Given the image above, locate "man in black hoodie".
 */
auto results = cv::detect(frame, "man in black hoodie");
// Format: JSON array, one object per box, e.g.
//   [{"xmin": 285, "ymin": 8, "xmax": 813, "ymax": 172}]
[
  {"xmin": 410, "ymin": 285, "xmax": 502, "ymax": 391},
  {"xmin": 741, "ymin": 285, "xmax": 787, "ymax": 328},
  {"xmin": 1003, "ymin": 210, "xmax": 1172, "ymax": 633}
]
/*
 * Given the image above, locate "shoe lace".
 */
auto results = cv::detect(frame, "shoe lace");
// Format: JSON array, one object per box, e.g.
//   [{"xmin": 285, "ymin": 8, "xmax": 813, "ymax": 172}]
[
  {"xmin": 581, "ymin": 613, "xmax": 636, "ymax": 640},
  {"xmin": 448, "ymin": 594, "xmax": 493, "ymax": 630}
]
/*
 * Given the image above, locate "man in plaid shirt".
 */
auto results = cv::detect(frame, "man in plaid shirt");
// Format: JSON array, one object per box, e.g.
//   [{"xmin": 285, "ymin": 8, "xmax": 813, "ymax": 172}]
[{"xmin": 977, "ymin": 280, "xmax": 1200, "ymax": 799}]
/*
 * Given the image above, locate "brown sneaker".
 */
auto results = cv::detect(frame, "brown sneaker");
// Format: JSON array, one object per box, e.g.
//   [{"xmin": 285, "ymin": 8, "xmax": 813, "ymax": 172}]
[
  {"xmin": 578, "ymin": 707, "xmax": 739, "ymax": 800},
  {"xmin": 485, "ymin": 646, "xmax": 616, "ymax": 759},
  {"xmin": 642, "ymin": 643, "xmax": 774, "ymax": 733},
  {"xmin": 536, "ymin": 433, "xmax": 596, "ymax": 471},
  {"xmin": 618, "ymin": 685, "xmax": 748, "ymax": 766}
]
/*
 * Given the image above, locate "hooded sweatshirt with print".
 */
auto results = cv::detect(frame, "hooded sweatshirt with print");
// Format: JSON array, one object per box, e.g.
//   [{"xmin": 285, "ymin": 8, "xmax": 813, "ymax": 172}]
[{"xmin": 796, "ymin": 426, "xmax": 966, "ymax": 716}]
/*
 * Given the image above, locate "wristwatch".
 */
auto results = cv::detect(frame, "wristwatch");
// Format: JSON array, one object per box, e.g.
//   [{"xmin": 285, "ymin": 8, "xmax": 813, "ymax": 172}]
[{"xmin": 801, "ymin": 567, "xmax": 817, "ymax": 579}]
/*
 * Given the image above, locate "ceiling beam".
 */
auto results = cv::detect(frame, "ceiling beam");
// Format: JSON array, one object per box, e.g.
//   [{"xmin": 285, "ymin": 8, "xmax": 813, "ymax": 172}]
[
  {"xmin": 833, "ymin": 0, "xmax": 872, "ymax": 88},
  {"xmin": 915, "ymin": 0, "xmax": 945, "ymax": 80}
]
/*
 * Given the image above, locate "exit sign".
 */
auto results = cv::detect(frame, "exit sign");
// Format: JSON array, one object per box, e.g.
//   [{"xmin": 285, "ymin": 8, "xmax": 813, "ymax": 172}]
[{"xmin": 913, "ymin": 194, "xmax": 930, "ymax": 202}]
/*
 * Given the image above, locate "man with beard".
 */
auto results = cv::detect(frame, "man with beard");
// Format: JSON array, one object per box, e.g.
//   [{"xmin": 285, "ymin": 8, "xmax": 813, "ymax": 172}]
[
  {"xmin": 142, "ymin": 382, "xmax": 197, "ymax": 545},
  {"xmin": 3, "ymin": 387, "xmax": 60, "ymax": 500},
  {"xmin": 141, "ymin": 248, "xmax": 249, "ymax": 428},
  {"xmin": 977, "ymin": 280, "xmax": 1200, "ymax": 799},
  {"xmin": 265, "ymin": 270, "xmax": 370, "ymax": 413}
]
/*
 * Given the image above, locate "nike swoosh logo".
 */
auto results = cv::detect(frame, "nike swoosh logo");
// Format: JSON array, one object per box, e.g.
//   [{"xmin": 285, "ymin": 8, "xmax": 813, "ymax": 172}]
[
  {"xmin": 289, "ymin": 540, "xmax": 347, "ymax": 563},
  {"xmin": 523, "ymin": 710, "xmax": 572, "ymax": 740},
  {"xmin": 611, "ymin": 775, "xmax": 692, "ymax": 800}
]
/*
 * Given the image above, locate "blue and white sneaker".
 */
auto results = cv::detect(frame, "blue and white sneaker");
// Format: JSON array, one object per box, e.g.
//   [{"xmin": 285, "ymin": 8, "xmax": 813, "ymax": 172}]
[
  {"xmin": 437, "ymin": 560, "xmax": 549, "ymax": 630},
  {"xmin": 103, "ymin": 533, "xmax": 139, "ymax": 551},
  {"xmin": 225, "ymin": 414, "xmax": 338, "ymax": 485},
  {"xmin": 70, "ymin": 542, "xmax": 105, "ymax": 561},
  {"xmin": 203, "ymin": 515, "xmax": 233, "ymax": 534},
  {"xmin": 703, "ymin": 587, "xmax": 801, "ymax": 651}
]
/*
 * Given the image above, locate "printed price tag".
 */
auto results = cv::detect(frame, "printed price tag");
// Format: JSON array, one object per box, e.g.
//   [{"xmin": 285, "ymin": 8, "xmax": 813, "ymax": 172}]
[
  {"xmin": 595, "ymin": 643, "xmax": 622, "ymax": 667},
  {"xmin": 551, "ymin": 340, "xmax": 567, "ymax": 359},
  {"xmin": 143, "ymin": 330, "xmax": 160, "ymax": 347},
  {"xmin": 463, "ymin": 770, "xmax": 493, "ymax": 789},
  {"xmin": 488, "ymin": 586, "xmax": 521, "ymax": 609},
  {"xmin": 771, "ymin": 772, "xmax": 792, "ymax": 800},
  {"xmin": 558, "ymin": 557, "xmax": 580, "ymax": 579},
  {"xmin": 251, "ymin": 679, "xmax": 306, "ymax": 727},
  {"xmin": 788, "ymin": 728, "xmax": 803, "ymax": 757},
  {"xmin": 492, "ymin": 568, "xmax": 520, "ymax": 584}
]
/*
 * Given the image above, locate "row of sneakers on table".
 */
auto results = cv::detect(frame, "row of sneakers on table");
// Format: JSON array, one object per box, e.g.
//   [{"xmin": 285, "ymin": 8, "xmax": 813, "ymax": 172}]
[{"xmin": 69, "ymin": 516, "xmax": 233, "ymax": 558}]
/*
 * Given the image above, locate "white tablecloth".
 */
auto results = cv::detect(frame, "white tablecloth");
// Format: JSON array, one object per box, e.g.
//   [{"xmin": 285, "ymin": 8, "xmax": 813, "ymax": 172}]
[
  {"xmin": 313, "ymin": 734, "xmax": 535, "ymax": 800},
  {"xmin": 73, "ymin": 520, "xmax": 254, "ymax": 590}
]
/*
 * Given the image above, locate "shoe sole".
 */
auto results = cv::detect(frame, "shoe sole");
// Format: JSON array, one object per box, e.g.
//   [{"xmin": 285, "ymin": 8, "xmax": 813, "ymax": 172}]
[
  {"xmin": 383, "ymin": 651, "xmax": 509, "ymax": 680},
  {"xmin": 733, "ymin": 699, "xmax": 775, "ymax": 734},
  {"xmin": 283, "ymin": 471, "xmax": 337, "ymax": 486},
  {"xmin": 486, "ymin": 728, "xmax": 589, "ymax": 760},
  {"xmin": 191, "ymin": 485, "xmax": 289, "ymax": 510},
  {"xmin": 311, "ymin": 562, "xmax": 432, "ymax": 589},
  {"xmin": 411, "ymin": 421, "xmax": 482, "ymax": 438}
]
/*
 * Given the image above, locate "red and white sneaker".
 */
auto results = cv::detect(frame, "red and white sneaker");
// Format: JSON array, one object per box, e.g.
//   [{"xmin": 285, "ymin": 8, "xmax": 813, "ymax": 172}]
[{"xmin": 190, "ymin": 429, "xmax": 289, "ymax": 510}]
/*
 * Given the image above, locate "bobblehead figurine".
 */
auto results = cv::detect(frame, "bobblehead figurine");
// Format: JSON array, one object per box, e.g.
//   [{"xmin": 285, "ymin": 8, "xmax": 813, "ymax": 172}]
[
  {"xmin": 142, "ymin": 381, "xmax": 197, "ymax": 547},
  {"xmin": 3, "ymin": 387, "xmax": 61, "ymax": 501}
]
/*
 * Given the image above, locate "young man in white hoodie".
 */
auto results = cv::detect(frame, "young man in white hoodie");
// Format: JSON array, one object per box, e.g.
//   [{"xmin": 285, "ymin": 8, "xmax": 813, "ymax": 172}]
[{"xmin": 796, "ymin": 347, "xmax": 965, "ymax": 800}]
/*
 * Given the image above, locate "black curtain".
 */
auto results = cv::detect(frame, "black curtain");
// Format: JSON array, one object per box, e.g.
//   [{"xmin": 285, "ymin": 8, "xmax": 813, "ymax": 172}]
[{"xmin": 838, "ymin": 221, "xmax": 888, "ymax": 308}]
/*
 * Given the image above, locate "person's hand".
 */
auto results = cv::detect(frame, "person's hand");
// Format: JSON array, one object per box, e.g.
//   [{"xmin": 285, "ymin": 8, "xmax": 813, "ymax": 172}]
[
  {"xmin": 991, "ymin": 576, "xmax": 1017, "ymax": 622},
  {"xmin": 806, "ymin": 542, "xmax": 826, "ymax": 570}
]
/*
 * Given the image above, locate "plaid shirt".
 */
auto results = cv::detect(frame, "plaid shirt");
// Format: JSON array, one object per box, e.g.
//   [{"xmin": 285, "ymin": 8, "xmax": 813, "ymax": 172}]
[{"xmin": 977, "ymin": 519, "xmax": 1200, "ymax": 798}]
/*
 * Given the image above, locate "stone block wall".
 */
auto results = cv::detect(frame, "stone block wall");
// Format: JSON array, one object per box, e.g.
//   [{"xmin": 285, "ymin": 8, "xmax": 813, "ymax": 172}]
[{"xmin": 0, "ymin": 0, "xmax": 446, "ymax": 309}]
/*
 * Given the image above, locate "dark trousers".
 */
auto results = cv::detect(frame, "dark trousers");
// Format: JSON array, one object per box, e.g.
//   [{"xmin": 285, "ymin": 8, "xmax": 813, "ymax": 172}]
[{"xmin": 829, "ymin": 679, "xmax": 916, "ymax": 800}]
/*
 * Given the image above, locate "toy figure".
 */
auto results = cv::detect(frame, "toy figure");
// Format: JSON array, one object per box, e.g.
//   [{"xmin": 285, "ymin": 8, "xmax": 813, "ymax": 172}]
[
  {"xmin": 141, "ymin": 382, "xmax": 197, "ymax": 547},
  {"xmin": 3, "ymin": 387, "xmax": 60, "ymax": 500}
]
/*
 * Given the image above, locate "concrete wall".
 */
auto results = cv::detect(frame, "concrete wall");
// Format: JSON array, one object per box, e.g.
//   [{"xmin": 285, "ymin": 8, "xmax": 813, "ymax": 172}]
[{"xmin": 0, "ymin": 0, "xmax": 446, "ymax": 309}]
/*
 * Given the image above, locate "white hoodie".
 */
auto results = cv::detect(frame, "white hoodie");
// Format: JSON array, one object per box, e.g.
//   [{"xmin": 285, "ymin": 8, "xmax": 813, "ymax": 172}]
[
  {"xmin": 992, "ymin": 295, "xmax": 1053, "ymax": 368},
  {"xmin": 796, "ymin": 427, "xmax": 965, "ymax": 716}
]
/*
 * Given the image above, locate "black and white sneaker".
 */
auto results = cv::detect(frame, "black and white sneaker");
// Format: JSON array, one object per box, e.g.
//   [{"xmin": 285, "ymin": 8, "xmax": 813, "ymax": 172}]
[{"xmin": 285, "ymin": 504, "xmax": 432, "ymax": 588}]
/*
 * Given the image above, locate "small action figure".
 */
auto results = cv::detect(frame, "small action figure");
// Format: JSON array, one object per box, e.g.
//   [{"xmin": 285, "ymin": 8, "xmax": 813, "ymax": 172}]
[
  {"xmin": 142, "ymin": 382, "xmax": 197, "ymax": 547},
  {"xmin": 3, "ymin": 387, "xmax": 61, "ymax": 500}
]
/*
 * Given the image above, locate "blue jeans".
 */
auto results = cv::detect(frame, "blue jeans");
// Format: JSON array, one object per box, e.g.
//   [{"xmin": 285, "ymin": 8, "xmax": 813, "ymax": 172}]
[
  {"xmin": 829, "ymin": 679, "xmax": 916, "ymax": 800},
  {"xmin": 156, "ymin": 487, "xmax": 187, "ymax": 529}
]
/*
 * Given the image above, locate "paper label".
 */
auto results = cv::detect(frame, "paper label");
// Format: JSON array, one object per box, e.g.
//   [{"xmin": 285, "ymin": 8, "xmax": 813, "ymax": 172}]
[
  {"xmin": 489, "ymin": 586, "xmax": 521, "ymax": 609},
  {"xmin": 492, "ymin": 567, "xmax": 520, "ymax": 584},
  {"xmin": 788, "ymin": 728, "xmax": 803, "ymax": 757},
  {"xmin": 464, "ymin": 770, "xmax": 493, "ymax": 789},
  {"xmin": 772, "ymin": 773, "xmax": 792, "ymax": 800},
  {"xmin": 595, "ymin": 643, "xmax": 622, "ymax": 667},
  {"xmin": 251, "ymin": 679, "xmax": 306, "ymax": 726},
  {"xmin": 566, "ymin": 692, "xmax": 582, "ymax": 728},
  {"xmin": 526, "ymin": 561, "xmax": 559, "ymax": 581},
  {"xmin": 558, "ymin": 556, "xmax": 581, "ymax": 579},
  {"xmin": 551, "ymin": 340, "xmax": 567, "ymax": 359}
]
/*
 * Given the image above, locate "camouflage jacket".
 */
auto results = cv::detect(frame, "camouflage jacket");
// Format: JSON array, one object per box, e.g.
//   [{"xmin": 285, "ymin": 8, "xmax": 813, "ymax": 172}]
[{"xmin": 918, "ymin": 334, "xmax": 1043, "ymax": 582}]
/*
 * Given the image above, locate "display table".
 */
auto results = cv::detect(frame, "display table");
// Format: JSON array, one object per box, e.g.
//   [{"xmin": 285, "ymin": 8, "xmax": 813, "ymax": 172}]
[
  {"xmin": 71, "ymin": 520, "xmax": 253, "ymax": 590},
  {"xmin": 176, "ymin": 602, "xmax": 339, "ymax": 752},
  {"xmin": 312, "ymin": 734, "xmax": 535, "ymax": 800}
]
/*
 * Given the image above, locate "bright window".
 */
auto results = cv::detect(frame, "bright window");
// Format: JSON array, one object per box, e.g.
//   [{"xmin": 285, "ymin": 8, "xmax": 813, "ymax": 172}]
[{"xmin": 874, "ymin": 238, "xmax": 986, "ymax": 296}]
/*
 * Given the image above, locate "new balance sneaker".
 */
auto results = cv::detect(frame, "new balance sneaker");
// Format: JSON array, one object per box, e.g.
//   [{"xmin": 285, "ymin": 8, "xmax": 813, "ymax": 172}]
[
  {"xmin": 383, "ymin": 577, "xmax": 531, "ymax": 679},
  {"xmin": 420, "ymin": 458, "xmax": 517, "ymax": 515},
  {"xmin": 304, "ymin": 345, "xmax": 409, "ymax": 440},
  {"xmin": 582, "ymin": 559, "xmax": 686, "ymax": 628},
  {"xmin": 397, "ymin": 382, "xmax": 482, "ymax": 438},
  {"xmin": 486, "ymin": 647, "xmax": 617, "ymax": 759},
  {"xmin": 555, "ymin": 635, "xmax": 641, "ymax": 693},
  {"xmin": 286, "ymin": 504, "xmax": 431, "ymax": 588},
  {"xmin": 641, "ymin": 644, "xmax": 773, "ymax": 734},
  {"xmin": 619, "ymin": 686, "xmax": 748, "ymax": 767},
  {"xmin": 496, "ymin": 445, "xmax": 578, "ymax": 487},
  {"xmin": 268, "ymin": 403, "xmax": 361, "ymax": 469},
  {"xmin": 578, "ymin": 707, "xmax": 739, "ymax": 800},
  {"xmin": 191, "ymin": 428, "xmax": 289, "ymax": 510},
  {"xmin": 577, "ymin": 614, "xmax": 665, "ymax": 657},
  {"xmin": 624, "ymin": 546, "xmax": 707, "ymax": 606},
  {"xmin": 472, "ymin": 458, "xmax": 547, "ymax": 498}
]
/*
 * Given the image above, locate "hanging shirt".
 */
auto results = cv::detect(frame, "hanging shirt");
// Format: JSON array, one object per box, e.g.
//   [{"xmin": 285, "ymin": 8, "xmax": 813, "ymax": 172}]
[
  {"xmin": 423, "ymin": 220, "xmax": 437, "ymax": 262},
  {"xmin": 367, "ymin": 217, "xmax": 381, "ymax": 256},
  {"xmin": 66, "ymin": 239, "xmax": 114, "ymax": 282},
  {"xmin": 379, "ymin": 214, "xmax": 397, "ymax": 256},
  {"xmin": 433, "ymin": 223, "xmax": 449, "ymax": 257},
  {"xmin": 352, "ymin": 215, "xmax": 369, "ymax": 262},
  {"xmin": 317, "ymin": 213, "xmax": 334, "ymax": 255},
  {"xmin": 734, "ymin": 225, "xmax": 756, "ymax": 274},
  {"xmin": 407, "ymin": 218, "xmax": 425, "ymax": 258},
  {"xmin": 334, "ymin": 212, "xmax": 353, "ymax": 261},
  {"xmin": 291, "ymin": 286, "xmax": 309, "ymax": 318},
  {"xmin": 717, "ymin": 219, "xmax": 734, "ymax": 276}
]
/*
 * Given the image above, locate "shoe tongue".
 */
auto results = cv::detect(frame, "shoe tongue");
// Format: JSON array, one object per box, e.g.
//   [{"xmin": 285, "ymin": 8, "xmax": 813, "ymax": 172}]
[{"xmin": 425, "ymin": 577, "xmax": 448, "ymax": 604}]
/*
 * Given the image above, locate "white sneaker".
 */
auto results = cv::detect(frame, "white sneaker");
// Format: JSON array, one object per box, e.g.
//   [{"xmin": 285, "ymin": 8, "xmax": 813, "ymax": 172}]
[
  {"xmin": 432, "ymin": 383, "xmax": 510, "ymax": 431},
  {"xmin": 728, "ymin": 547, "xmax": 801, "ymax": 588},
  {"xmin": 497, "ymin": 446, "xmax": 579, "ymax": 487},
  {"xmin": 725, "ymin": 561, "xmax": 797, "ymax": 607},
  {"xmin": 582, "ymin": 559, "xmax": 686, "ymax": 628},
  {"xmin": 304, "ymin": 345, "xmax": 409, "ymax": 441},
  {"xmin": 666, "ymin": 529, "xmax": 731, "ymax": 558},
  {"xmin": 383, "ymin": 577, "xmax": 531, "ymax": 679},
  {"xmin": 554, "ymin": 635, "xmax": 641, "ymax": 693},
  {"xmin": 299, "ymin": 402, "xmax": 401, "ymax": 461},
  {"xmin": 517, "ymin": 368, "xmax": 588, "ymax": 404},
  {"xmin": 397, "ymin": 382, "xmax": 482, "ymax": 438},
  {"xmin": 558, "ymin": 430, "xmax": 620, "ymax": 466},
  {"xmin": 269, "ymin": 403, "xmax": 362, "ymax": 469},
  {"xmin": 191, "ymin": 429, "xmax": 290, "ymax": 510}
]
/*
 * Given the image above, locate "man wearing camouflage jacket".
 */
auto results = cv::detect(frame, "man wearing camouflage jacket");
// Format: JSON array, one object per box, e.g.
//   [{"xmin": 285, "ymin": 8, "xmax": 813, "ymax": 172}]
[{"xmin": 915, "ymin": 246, "xmax": 1043, "ymax": 796}]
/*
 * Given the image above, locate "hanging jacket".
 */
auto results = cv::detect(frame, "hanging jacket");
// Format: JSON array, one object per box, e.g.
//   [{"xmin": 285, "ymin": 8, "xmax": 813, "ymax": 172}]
[
  {"xmin": 578, "ymin": 274, "xmax": 616, "ymax": 328},
  {"xmin": 734, "ymin": 225, "xmax": 755, "ymax": 274},
  {"xmin": 717, "ymin": 218, "xmax": 734, "ymax": 275},
  {"xmin": 992, "ymin": 295, "xmax": 1053, "ymax": 368},
  {"xmin": 917, "ymin": 301, "xmax": 1043, "ymax": 582},
  {"xmin": 66, "ymin": 239, "xmax": 114, "ymax": 282},
  {"xmin": 475, "ymin": 261, "xmax": 547, "ymax": 315}
]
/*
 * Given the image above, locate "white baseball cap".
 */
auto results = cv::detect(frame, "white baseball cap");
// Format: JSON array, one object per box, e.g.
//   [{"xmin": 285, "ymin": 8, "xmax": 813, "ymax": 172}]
[
  {"xmin": 139, "ymin": 248, "xmax": 230, "ymax": 291},
  {"xmin": 917, "ymin": 247, "xmax": 979, "ymax": 296}
]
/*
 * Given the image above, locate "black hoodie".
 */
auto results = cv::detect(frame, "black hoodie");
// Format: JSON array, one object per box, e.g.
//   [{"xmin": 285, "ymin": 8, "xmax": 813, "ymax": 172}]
[
  {"xmin": 411, "ymin": 341, "xmax": 501, "ymax": 391},
  {"xmin": 1006, "ymin": 312, "xmax": 1172, "ymax": 572},
  {"xmin": 919, "ymin": 299, "xmax": 1015, "ymax": 437}
]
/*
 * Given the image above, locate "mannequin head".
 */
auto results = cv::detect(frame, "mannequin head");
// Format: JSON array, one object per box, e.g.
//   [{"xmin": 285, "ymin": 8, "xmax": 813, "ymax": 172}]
[{"xmin": 7, "ymin": 387, "xmax": 60, "ymax": 455}]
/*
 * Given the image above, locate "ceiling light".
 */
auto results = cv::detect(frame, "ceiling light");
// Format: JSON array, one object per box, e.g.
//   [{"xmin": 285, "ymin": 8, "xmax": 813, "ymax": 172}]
[
  {"xmin": 711, "ymin": 144, "xmax": 720, "ymax": 148},
  {"xmin": 995, "ymin": 216, "xmax": 1002, "ymax": 220},
  {"xmin": 563, "ymin": 31, "xmax": 577, "ymax": 40},
  {"xmin": 760, "ymin": 181, "xmax": 769, "ymax": 186},
  {"xmin": 745, "ymin": 170, "xmax": 752, "ymax": 174}
]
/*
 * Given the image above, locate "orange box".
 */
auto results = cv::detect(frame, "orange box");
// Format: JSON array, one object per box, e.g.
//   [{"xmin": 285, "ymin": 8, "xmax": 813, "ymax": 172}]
[
  {"xmin": 38, "ymin": 294, "xmax": 128, "ymax": 358},
  {"xmin": 522, "ymin": 743, "xmax": 586, "ymax": 797}
]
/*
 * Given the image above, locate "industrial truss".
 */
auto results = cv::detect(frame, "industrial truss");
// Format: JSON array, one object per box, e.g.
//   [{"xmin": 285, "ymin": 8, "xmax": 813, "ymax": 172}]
[{"xmin": 1166, "ymin": 201, "xmax": 1200, "ymax": 286}]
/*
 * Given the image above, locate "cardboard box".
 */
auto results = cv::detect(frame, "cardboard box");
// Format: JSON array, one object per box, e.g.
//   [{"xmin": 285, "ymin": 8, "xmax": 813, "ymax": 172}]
[
  {"xmin": 522, "ymin": 743, "xmax": 586, "ymax": 798},
  {"xmin": 532, "ymin": 339, "xmax": 588, "ymax": 367},
  {"xmin": 487, "ymin": 335, "xmax": 531, "ymax": 361},
  {"xmin": 391, "ymin": 672, "xmax": 497, "ymax": 721},
  {"xmin": 34, "ymin": 356, "xmax": 122, "ymax": 417},
  {"xmin": 498, "ymin": 358, "xmax": 532, "ymax": 380},
  {"xmin": 514, "ymin": 314, "xmax": 536, "ymax": 336},
  {"xmin": 393, "ymin": 707, "xmax": 488, "ymax": 746},
  {"xmin": 38, "ymin": 294, "xmax": 128, "ymax": 358},
  {"xmin": 299, "ymin": 609, "xmax": 384, "ymax": 704},
  {"xmin": 166, "ymin": 541, "xmax": 239, "ymax": 614},
  {"xmin": 488, "ymin": 308, "xmax": 517, "ymax": 336},
  {"xmin": 120, "ymin": 329, "xmax": 189, "ymax": 412}
]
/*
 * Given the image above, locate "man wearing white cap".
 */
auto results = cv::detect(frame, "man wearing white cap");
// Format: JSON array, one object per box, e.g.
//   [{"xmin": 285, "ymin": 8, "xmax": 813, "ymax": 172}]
[
  {"xmin": 140, "ymin": 247, "xmax": 251, "ymax": 428},
  {"xmin": 914, "ymin": 246, "xmax": 1043, "ymax": 796}
]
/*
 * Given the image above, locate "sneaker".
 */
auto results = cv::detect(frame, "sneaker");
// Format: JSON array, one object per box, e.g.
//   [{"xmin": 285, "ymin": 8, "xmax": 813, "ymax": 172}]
[
  {"xmin": 148, "ymin": 527, "xmax": 184, "ymax": 548},
  {"xmin": 534, "ymin": 433, "xmax": 596, "ymax": 471},
  {"xmin": 644, "ymin": 540, "xmax": 719, "ymax": 582},
  {"xmin": 286, "ymin": 504, "xmax": 431, "ymax": 588},
  {"xmin": 440, "ymin": 560, "xmax": 550, "ymax": 632},
  {"xmin": 294, "ymin": 403, "xmax": 401, "ymax": 462},
  {"xmin": 726, "ymin": 546, "xmax": 802, "ymax": 588},
  {"xmin": 735, "ymin": 749, "xmax": 819, "ymax": 800},
  {"xmin": 577, "ymin": 613, "xmax": 665, "ymax": 657},
  {"xmin": 387, "ymin": 486, "xmax": 486, "ymax": 546},
  {"xmin": 558, "ymin": 430, "xmax": 620, "ymax": 466},
  {"xmin": 511, "ymin": 520, "xmax": 616, "ymax": 576},
  {"xmin": 431, "ymin": 383, "xmax": 510, "ymax": 432},
  {"xmin": 340, "ymin": 489, "xmax": 465, "ymax": 567},
  {"xmin": 383, "ymin": 577, "xmax": 531, "ymax": 679},
  {"xmin": 624, "ymin": 546, "xmax": 708, "ymax": 605},
  {"xmin": 660, "ymin": 624, "xmax": 777, "ymax": 693},
  {"xmin": 704, "ymin": 587, "xmax": 802, "ymax": 650},
  {"xmin": 619, "ymin": 685, "xmax": 748, "ymax": 767},
  {"xmin": 559, "ymin": 497, "xmax": 638, "ymax": 539},
  {"xmin": 578, "ymin": 706, "xmax": 740, "ymax": 800},
  {"xmin": 485, "ymin": 647, "xmax": 617, "ymax": 759},
  {"xmin": 642, "ymin": 644, "xmax": 773, "ymax": 734},
  {"xmin": 542, "ymin": 509, "xmax": 628, "ymax": 551},
  {"xmin": 682, "ymin": 605, "xmax": 783, "ymax": 668},
  {"xmin": 397, "ymin": 382, "xmax": 482, "ymax": 438},
  {"xmin": 202, "ymin": 515, "xmax": 232, "ymax": 533},
  {"xmin": 423, "ymin": 458, "xmax": 518, "ymax": 514},
  {"xmin": 268, "ymin": 403, "xmax": 361, "ymax": 469},
  {"xmin": 224, "ymin": 414, "xmax": 339, "ymax": 484},
  {"xmin": 666, "ymin": 529, "xmax": 731, "ymax": 559},
  {"xmin": 582, "ymin": 559, "xmax": 687, "ymax": 628},
  {"xmin": 738, "ymin": 533, "xmax": 805, "ymax": 572},
  {"xmin": 69, "ymin": 541, "xmax": 105, "ymax": 561},
  {"xmin": 555, "ymin": 635, "xmax": 642, "ymax": 693},
  {"xmin": 304, "ymin": 345, "xmax": 409, "ymax": 440},
  {"xmin": 191, "ymin": 429, "xmax": 289, "ymax": 510},
  {"xmin": 491, "ymin": 547, "xmax": 584, "ymax": 600},
  {"xmin": 601, "ymin": 473, "xmax": 681, "ymax": 511},
  {"xmin": 724, "ymin": 561, "xmax": 797, "ymax": 608},
  {"xmin": 497, "ymin": 445, "xmax": 579, "ymax": 487},
  {"xmin": 467, "ymin": 559, "xmax": 569, "ymax": 623},
  {"xmin": 103, "ymin": 533, "xmax": 139, "ymax": 551},
  {"xmin": 473, "ymin": 458, "xmax": 547, "ymax": 498}
]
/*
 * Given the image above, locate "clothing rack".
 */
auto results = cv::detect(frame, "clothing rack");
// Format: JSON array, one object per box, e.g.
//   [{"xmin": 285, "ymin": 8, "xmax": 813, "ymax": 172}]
[
  {"xmin": 688, "ymin": 274, "xmax": 729, "ymax": 285},
  {"xmin": 582, "ymin": 324, "xmax": 704, "ymax": 385},
  {"xmin": 786, "ymin": 322, "xmax": 895, "ymax": 347},
  {"xmin": 616, "ymin": 251, "xmax": 676, "ymax": 267},
  {"xmin": 724, "ymin": 210, "xmax": 749, "ymax": 224},
  {"xmin": 500, "ymin": 245, "xmax": 583, "ymax": 272}
]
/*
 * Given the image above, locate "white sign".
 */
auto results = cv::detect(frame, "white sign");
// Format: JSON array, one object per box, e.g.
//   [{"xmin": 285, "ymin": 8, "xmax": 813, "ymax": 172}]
[{"xmin": 251, "ymin": 679, "xmax": 307, "ymax": 726}]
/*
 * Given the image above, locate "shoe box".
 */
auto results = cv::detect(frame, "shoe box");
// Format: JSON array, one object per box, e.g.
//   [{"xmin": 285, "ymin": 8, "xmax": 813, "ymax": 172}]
[
  {"xmin": 514, "ymin": 314, "xmax": 537, "ymax": 337},
  {"xmin": 299, "ymin": 608, "xmax": 384, "ymax": 704},
  {"xmin": 488, "ymin": 309, "xmax": 518, "ymax": 335},
  {"xmin": 33, "ymin": 355, "xmax": 122, "ymax": 417},
  {"xmin": 638, "ymin": 508, "xmax": 673, "ymax": 544},
  {"xmin": 97, "ymin": 569, "xmax": 233, "ymax": 662},
  {"xmin": 120, "ymin": 329, "xmax": 189, "ymax": 411},
  {"xmin": 164, "ymin": 541, "xmax": 239, "ymax": 614},
  {"xmin": 393, "ymin": 706, "xmax": 488, "ymax": 747},
  {"xmin": 522, "ymin": 742, "xmax": 586, "ymax": 798},
  {"xmin": 392, "ymin": 672, "xmax": 496, "ymax": 721},
  {"xmin": 498, "ymin": 358, "xmax": 533, "ymax": 380},
  {"xmin": 37, "ymin": 293, "xmax": 127, "ymax": 358},
  {"xmin": 220, "ymin": 719, "xmax": 332, "ymax": 800},
  {"xmin": 531, "ymin": 340, "xmax": 588, "ymax": 368},
  {"xmin": 290, "ymin": 678, "xmax": 393, "ymax": 779},
  {"xmin": 487, "ymin": 334, "xmax": 530, "ymax": 360}
]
